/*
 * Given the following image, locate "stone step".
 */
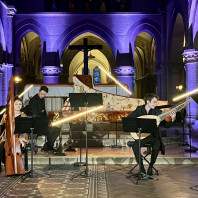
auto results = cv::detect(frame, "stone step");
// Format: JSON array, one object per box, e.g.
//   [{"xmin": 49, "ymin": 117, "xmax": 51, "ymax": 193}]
[
  {"xmin": 35, "ymin": 135, "xmax": 181, "ymax": 147},
  {"xmin": 28, "ymin": 156, "xmax": 198, "ymax": 165}
]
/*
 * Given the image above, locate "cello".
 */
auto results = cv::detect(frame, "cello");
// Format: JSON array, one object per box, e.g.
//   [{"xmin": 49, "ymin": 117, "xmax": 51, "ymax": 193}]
[{"xmin": 5, "ymin": 76, "xmax": 25, "ymax": 175}]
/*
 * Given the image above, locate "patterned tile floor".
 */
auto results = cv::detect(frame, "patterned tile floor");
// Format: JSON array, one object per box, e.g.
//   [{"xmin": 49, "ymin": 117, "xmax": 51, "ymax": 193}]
[{"xmin": 0, "ymin": 164, "xmax": 198, "ymax": 198}]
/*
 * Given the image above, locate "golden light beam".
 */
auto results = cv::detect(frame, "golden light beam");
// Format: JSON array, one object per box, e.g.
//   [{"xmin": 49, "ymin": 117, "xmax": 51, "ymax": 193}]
[
  {"xmin": 18, "ymin": 84, "xmax": 34, "ymax": 98},
  {"xmin": 97, "ymin": 66, "xmax": 132, "ymax": 95},
  {"xmin": 173, "ymin": 88, "xmax": 198, "ymax": 101},
  {"xmin": 0, "ymin": 108, "xmax": 6, "ymax": 115},
  {"xmin": 51, "ymin": 105, "xmax": 104, "ymax": 126},
  {"xmin": 0, "ymin": 84, "xmax": 34, "ymax": 115}
]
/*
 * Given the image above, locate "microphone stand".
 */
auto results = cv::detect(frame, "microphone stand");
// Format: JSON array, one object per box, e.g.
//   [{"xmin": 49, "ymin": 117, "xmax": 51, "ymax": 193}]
[
  {"xmin": 178, "ymin": 109, "xmax": 189, "ymax": 146},
  {"xmin": 185, "ymin": 102, "xmax": 197, "ymax": 152}
]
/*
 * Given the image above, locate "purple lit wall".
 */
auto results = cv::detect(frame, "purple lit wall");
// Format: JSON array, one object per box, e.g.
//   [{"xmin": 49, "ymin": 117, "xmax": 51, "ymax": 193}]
[
  {"xmin": 12, "ymin": 13, "xmax": 164, "ymax": 92},
  {"xmin": 0, "ymin": 0, "xmax": 191, "ymax": 105},
  {"xmin": 0, "ymin": 1, "xmax": 14, "ymax": 106},
  {"xmin": 13, "ymin": 14, "xmax": 162, "ymax": 61}
]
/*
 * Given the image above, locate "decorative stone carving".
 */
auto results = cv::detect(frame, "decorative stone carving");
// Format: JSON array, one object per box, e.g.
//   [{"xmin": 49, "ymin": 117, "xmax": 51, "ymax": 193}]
[
  {"xmin": 7, "ymin": 6, "xmax": 17, "ymax": 16},
  {"xmin": 182, "ymin": 49, "xmax": 198, "ymax": 63},
  {"xmin": 41, "ymin": 66, "xmax": 62, "ymax": 76},
  {"xmin": 114, "ymin": 66, "xmax": 135, "ymax": 76}
]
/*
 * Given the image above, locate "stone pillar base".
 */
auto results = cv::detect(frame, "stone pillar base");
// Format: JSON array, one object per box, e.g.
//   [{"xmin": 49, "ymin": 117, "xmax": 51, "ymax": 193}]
[{"xmin": 41, "ymin": 66, "xmax": 62, "ymax": 84}]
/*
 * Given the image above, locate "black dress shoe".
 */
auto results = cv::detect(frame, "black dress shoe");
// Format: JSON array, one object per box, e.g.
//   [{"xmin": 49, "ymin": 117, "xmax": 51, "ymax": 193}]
[
  {"xmin": 41, "ymin": 144, "xmax": 48, "ymax": 152},
  {"xmin": 147, "ymin": 166, "xmax": 153, "ymax": 176},
  {"xmin": 140, "ymin": 164, "xmax": 146, "ymax": 174}
]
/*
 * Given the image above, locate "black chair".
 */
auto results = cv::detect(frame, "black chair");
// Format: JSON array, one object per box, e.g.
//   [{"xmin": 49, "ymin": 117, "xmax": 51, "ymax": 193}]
[{"xmin": 127, "ymin": 141, "xmax": 159, "ymax": 175}]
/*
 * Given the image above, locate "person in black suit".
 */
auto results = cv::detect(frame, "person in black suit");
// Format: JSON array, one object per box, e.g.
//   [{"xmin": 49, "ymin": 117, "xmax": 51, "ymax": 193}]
[
  {"xmin": 127, "ymin": 93, "xmax": 176, "ymax": 176},
  {"xmin": 29, "ymin": 86, "xmax": 60, "ymax": 152}
]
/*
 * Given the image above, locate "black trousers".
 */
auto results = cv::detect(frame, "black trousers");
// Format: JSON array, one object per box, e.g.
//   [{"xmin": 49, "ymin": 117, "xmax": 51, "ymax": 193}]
[
  {"xmin": 33, "ymin": 117, "xmax": 60, "ymax": 148},
  {"xmin": 0, "ymin": 141, "xmax": 5, "ymax": 164},
  {"xmin": 46, "ymin": 127, "xmax": 61, "ymax": 148},
  {"xmin": 132, "ymin": 135, "xmax": 161, "ymax": 166}
]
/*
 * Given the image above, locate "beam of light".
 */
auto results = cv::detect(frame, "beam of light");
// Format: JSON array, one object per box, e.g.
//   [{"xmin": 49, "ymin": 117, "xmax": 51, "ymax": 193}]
[
  {"xmin": 0, "ymin": 85, "xmax": 34, "ymax": 115},
  {"xmin": 51, "ymin": 105, "xmax": 104, "ymax": 126},
  {"xmin": 173, "ymin": 88, "xmax": 198, "ymax": 101},
  {"xmin": 97, "ymin": 65, "xmax": 132, "ymax": 95},
  {"xmin": 0, "ymin": 108, "xmax": 6, "ymax": 115},
  {"xmin": 18, "ymin": 85, "xmax": 34, "ymax": 98}
]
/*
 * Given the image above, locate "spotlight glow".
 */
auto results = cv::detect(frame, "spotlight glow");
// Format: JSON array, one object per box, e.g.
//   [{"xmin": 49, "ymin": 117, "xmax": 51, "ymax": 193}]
[
  {"xmin": 97, "ymin": 66, "xmax": 132, "ymax": 95},
  {"xmin": 51, "ymin": 105, "xmax": 104, "ymax": 126},
  {"xmin": 0, "ymin": 108, "xmax": 6, "ymax": 115},
  {"xmin": 14, "ymin": 76, "xmax": 22, "ymax": 83},
  {"xmin": 173, "ymin": 88, "xmax": 198, "ymax": 101},
  {"xmin": 18, "ymin": 85, "xmax": 34, "ymax": 98}
]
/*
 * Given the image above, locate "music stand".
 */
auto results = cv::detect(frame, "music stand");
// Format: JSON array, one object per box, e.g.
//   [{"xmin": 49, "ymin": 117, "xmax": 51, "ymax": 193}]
[
  {"xmin": 15, "ymin": 117, "xmax": 34, "ymax": 179},
  {"xmin": 69, "ymin": 93, "xmax": 103, "ymax": 178},
  {"xmin": 18, "ymin": 117, "xmax": 49, "ymax": 180},
  {"xmin": 122, "ymin": 117, "xmax": 157, "ymax": 184},
  {"xmin": 15, "ymin": 117, "xmax": 33, "ymax": 171}
]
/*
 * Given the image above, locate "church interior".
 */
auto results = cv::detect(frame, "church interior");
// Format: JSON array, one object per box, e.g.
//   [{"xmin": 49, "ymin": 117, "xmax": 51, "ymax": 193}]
[{"xmin": 1, "ymin": 0, "xmax": 198, "ymax": 197}]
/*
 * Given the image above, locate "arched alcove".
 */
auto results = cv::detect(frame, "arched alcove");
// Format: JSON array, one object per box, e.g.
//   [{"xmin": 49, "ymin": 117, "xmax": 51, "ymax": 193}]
[
  {"xmin": 134, "ymin": 32, "xmax": 156, "ymax": 98},
  {"xmin": 20, "ymin": 32, "xmax": 42, "ymax": 85},
  {"xmin": 170, "ymin": 13, "xmax": 185, "ymax": 97},
  {"xmin": 61, "ymin": 32, "xmax": 115, "ymax": 83}
]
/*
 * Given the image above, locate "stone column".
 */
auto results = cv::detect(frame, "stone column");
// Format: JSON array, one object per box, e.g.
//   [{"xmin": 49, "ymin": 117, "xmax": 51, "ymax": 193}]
[
  {"xmin": 182, "ymin": 49, "xmax": 198, "ymax": 122},
  {"xmin": 7, "ymin": 6, "xmax": 16, "ymax": 63},
  {"xmin": 0, "ymin": 67, "xmax": 3, "ymax": 106},
  {"xmin": 40, "ymin": 66, "xmax": 62, "ymax": 84},
  {"xmin": 114, "ymin": 66, "xmax": 135, "ymax": 95},
  {"xmin": 2, "ymin": 63, "xmax": 13, "ymax": 105},
  {"xmin": 0, "ymin": 6, "xmax": 16, "ymax": 105}
]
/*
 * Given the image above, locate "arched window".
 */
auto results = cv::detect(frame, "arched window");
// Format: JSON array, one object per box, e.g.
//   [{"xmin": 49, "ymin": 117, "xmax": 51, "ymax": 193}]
[{"xmin": 93, "ymin": 66, "xmax": 101, "ymax": 84}]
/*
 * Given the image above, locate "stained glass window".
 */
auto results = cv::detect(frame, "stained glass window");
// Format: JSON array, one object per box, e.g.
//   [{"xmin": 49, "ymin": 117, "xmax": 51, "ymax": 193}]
[{"xmin": 93, "ymin": 66, "xmax": 101, "ymax": 84}]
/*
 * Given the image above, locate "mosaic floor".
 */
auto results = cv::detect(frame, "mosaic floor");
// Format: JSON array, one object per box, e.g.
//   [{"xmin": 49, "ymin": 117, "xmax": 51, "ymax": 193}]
[{"xmin": 0, "ymin": 164, "xmax": 198, "ymax": 198}]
